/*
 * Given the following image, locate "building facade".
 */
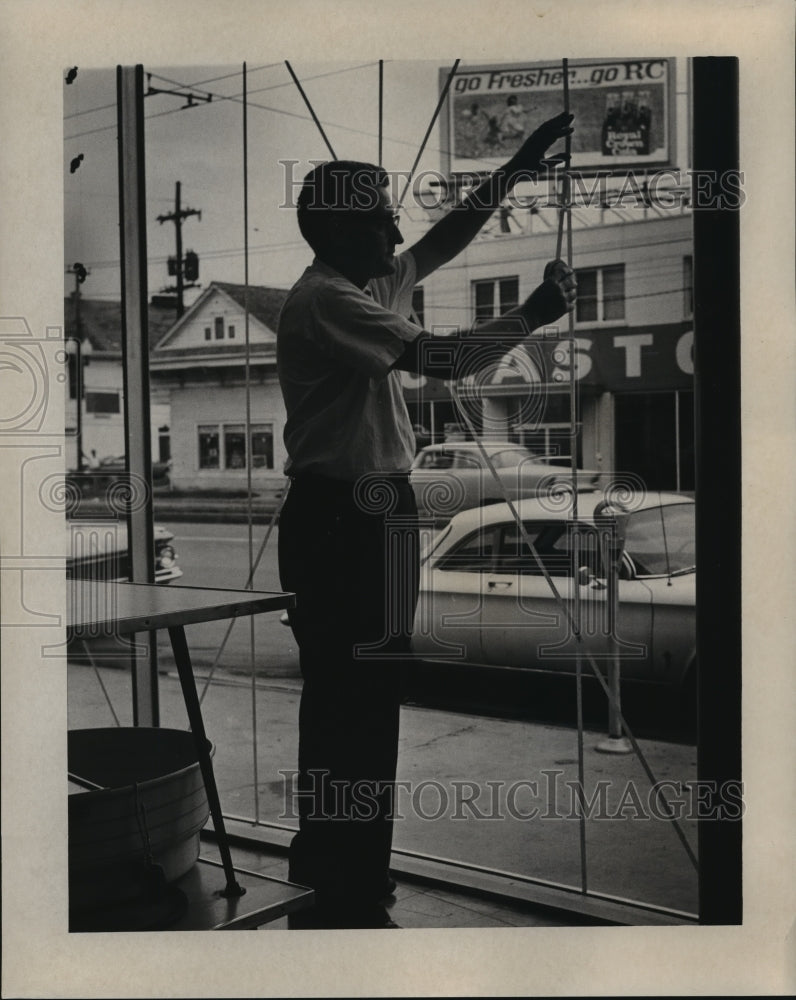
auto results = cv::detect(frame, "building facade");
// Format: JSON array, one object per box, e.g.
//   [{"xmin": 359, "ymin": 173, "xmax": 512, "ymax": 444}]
[
  {"xmin": 150, "ymin": 282, "xmax": 288, "ymax": 491},
  {"xmin": 406, "ymin": 209, "xmax": 694, "ymax": 492}
]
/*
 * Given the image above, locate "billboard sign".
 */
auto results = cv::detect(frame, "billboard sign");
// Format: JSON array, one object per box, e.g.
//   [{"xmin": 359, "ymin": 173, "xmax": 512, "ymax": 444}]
[{"xmin": 442, "ymin": 59, "xmax": 675, "ymax": 176}]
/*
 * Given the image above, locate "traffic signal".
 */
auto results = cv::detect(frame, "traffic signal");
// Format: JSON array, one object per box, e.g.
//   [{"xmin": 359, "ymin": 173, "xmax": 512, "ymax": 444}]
[
  {"xmin": 184, "ymin": 251, "xmax": 199, "ymax": 282},
  {"xmin": 167, "ymin": 256, "xmax": 177, "ymax": 276}
]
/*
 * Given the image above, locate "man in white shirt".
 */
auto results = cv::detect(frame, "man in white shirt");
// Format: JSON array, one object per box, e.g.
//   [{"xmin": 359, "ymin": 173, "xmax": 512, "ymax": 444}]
[{"xmin": 278, "ymin": 112, "xmax": 576, "ymax": 928}]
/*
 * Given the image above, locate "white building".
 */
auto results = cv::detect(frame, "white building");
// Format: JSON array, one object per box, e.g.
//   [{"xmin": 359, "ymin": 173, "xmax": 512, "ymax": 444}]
[
  {"xmin": 150, "ymin": 282, "xmax": 288, "ymax": 491},
  {"xmin": 64, "ymin": 296, "xmax": 174, "ymax": 471}
]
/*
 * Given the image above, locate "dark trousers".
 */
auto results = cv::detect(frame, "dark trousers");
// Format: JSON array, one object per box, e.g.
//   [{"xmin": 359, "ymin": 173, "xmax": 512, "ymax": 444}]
[{"xmin": 278, "ymin": 472, "xmax": 419, "ymax": 904}]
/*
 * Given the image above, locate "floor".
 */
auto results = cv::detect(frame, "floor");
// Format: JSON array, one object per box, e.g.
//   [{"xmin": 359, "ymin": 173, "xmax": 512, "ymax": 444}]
[{"xmin": 198, "ymin": 840, "xmax": 579, "ymax": 929}]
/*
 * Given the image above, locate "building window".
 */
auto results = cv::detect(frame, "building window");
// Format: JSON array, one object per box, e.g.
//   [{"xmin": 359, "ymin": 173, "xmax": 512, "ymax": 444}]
[
  {"xmin": 411, "ymin": 287, "xmax": 425, "ymax": 328},
  {"xmin": 198, "ymin": 422, "xmax": 275, "ymax": 471},
  {"xmin": 250, "ymin": 424, "xmax": 274, "ymax": 469},
  {"xmin": 214, "ymin": 316, "xmax": 224, "ymax": 340},
  {"xmin": 683, "ymin": 255, "xmax": 693, "ymax": 318},
  {"xmin": 575, "ymin": 264, "xmax": 625, "ymax": 324},
  {"xmin": 204, "ymin": 327, "xmax": 212, "ymax": 341},
  {"xmin": 472, "ymin": 276, "xmax": 519, "ymax": 322},
  {"xmin": 228, "ymin": 324, "xmax": 236, "ymax": 339},
  {"xmin": 84, "ymin": 391, "xmax": 120, "ymax": 415},
  {"xmin": 198, "ymin": 425, "xmax": 220, "ymax": 469},
  {"xmin": 224, "ymin": 424, "xmax": 246, "ymax": 469}
]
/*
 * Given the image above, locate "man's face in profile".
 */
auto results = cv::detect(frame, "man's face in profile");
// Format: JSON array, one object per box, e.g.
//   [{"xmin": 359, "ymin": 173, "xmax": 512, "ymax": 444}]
[{"xmin": 336, "ymin": 185, "xmax": 404, "ymax": 281}]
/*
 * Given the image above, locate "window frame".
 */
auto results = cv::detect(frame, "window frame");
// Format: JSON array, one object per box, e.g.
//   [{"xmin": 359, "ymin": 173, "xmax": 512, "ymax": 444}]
[
  {"xmin": 574, "ymin": 263, "xmax": 626, "ymax": 326},
  {"xmin": 471, "ymin": 275, "xmax": 520, "ymax": 323},
  {"xmin": 84, "ymin": 390, "xmax": 121, "ymax": 415},
  {"xmin": 196, "ymin": 420, "xmax": 276, "ymax": 472}
]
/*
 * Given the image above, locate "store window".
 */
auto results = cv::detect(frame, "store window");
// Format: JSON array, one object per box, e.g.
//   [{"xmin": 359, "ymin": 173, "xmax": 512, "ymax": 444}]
[
  {"xmin": 472, "ymin": 276, "xmax": 519, "ymax": 321},
  {"xmin": 250, "ymin": 424, "xmax": 274, "ymax": 469},
  {"xmin": 197, "ymin": 422, "xmax": 275, "ymax": 471},
  {"xmin": 224, "ymin": 424, "xmax": 246, "ymax": 469},
  {"xmin": 615, "ymin": 390, "xmax": 694, "ymax": 492},
  {"xmin": 575, "ymin": 264, "xmax": 625, "ymax": 324},
  {"xmin": 198, "ymin": 425, "xmax": 220, "ymax": 469}
]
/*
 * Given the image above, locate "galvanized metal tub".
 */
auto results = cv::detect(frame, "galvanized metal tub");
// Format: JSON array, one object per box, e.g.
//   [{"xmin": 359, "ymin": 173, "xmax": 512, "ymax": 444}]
[{"xmin": 68, "ymin": 727, "xmax": 211, "ymax": 911}]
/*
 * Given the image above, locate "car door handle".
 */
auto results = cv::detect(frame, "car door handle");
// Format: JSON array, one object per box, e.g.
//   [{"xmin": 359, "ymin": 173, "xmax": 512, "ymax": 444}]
[{"xmin": 487, "ymin": 580, "xmax": 513, "ymax": 589}]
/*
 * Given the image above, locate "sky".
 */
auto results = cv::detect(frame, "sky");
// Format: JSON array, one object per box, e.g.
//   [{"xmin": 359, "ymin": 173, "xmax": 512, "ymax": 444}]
[
  {"xmin": 63, "ymin": 55, "xmax": 694, "ymax": 308},
  {"xmin": 63, "ymin": 60, "xmax": 473, "ymax": 304}
]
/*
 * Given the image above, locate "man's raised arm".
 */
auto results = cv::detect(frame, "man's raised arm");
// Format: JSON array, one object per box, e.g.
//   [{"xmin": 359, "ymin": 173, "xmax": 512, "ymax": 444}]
[
  {"xmin": 407, "ymin": 111, "xmax": 574, "ymax": 283},
  {"xmin": 393, "ymin": 260, "xmax": 576, "ymax": 379}
]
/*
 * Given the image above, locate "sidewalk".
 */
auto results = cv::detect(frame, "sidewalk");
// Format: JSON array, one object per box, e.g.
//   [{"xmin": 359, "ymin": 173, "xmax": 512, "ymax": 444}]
[
  {"xmin": 67, "ymin": 661, "xmax": 699, "ymax": 922},
  {"xmin": 152, "ymin": 483, "xmax": 287, "ymax": 524}
]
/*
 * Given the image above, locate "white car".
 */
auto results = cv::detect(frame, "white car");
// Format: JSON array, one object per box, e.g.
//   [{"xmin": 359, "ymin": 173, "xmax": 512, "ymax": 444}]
[
  {"xmin": 410, "ymin": 440, "xmax": 602, "ymax": 522},
  {"xmin": 411, "ymin": 489, "xmax": 696, "ymax": 694}
]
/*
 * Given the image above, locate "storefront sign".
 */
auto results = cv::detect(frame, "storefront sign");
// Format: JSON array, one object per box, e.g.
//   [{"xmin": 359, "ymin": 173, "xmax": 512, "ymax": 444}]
[
  {"xmin": 400, "ymin": 322, "xmax": 694, "ymax": 401},
  {"xmin": 442, "ymin": 58, "xmax": 675, "ymax": 176}
]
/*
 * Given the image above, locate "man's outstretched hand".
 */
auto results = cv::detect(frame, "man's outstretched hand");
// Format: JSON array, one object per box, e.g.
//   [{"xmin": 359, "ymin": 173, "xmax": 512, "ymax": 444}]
[
  {"xmin": 508, "ymin": 112, "xmax": 574, "ymax": 175},
  {"xmin": 522, "ymin": 259, "xmax": 577, "ymax": 330}
]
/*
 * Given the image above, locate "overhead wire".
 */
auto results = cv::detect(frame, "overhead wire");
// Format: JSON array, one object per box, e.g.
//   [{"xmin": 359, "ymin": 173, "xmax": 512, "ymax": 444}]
[
  {"xmin": 560, "ymin": 56, "xmax": 589, "ymax": 896},
  {"xmin": 283, "ymin": 61, "xmax": 338, "ymax": 159},
  {"xmin": 240, "ymin": 61, "xmax": 262, "ymax": 825},
  {"xmin": 397, "ymin": 59, "xmax": 460, "ymax": 211},
  {"xmin": 63, "ymin": 63, "xmax": 284, "ymax": 120}
]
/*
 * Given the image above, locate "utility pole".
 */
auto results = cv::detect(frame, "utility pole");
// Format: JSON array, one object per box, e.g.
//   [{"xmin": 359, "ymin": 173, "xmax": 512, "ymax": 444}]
[
  {"xmin": 66, "ymin": 262, "xmax": 89, "ymax": 471},
  {"xmin": 156, "ymin": 181, "xmax": 201, "ymax": 317}
]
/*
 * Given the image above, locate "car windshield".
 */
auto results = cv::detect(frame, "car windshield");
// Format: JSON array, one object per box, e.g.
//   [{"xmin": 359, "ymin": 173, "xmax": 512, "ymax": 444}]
[{"xmin": 623, "ymin": 503, "xmax": 695, "ymax": 576}]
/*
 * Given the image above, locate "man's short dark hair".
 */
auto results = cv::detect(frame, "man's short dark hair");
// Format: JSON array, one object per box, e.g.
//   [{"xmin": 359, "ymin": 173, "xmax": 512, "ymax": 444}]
[{"xmin": 297, "ymin": 160, "xmax": 389, "ymax": 257}]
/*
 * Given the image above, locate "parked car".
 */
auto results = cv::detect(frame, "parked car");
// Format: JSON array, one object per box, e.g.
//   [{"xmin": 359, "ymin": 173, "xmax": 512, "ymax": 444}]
[
  {"xmin": 410, "ymin": 490, "xmax": 696, "ymax": 695},
  {"xmin": 409, "ymin": 440, "xmax": 603, "ymax": 521},
  {"xmin": 98, "ymin": 454, "xmax": 172, "ymax": 485},
  {"xmin": 67, "ymin": 521, "xmax": 183, "ymax": 584}
]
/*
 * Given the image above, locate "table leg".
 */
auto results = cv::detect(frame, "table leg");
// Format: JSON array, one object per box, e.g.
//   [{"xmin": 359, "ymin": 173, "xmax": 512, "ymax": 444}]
[{"xmin": 168, "ymin": 625, "xmax": 245, "ymax": 898}]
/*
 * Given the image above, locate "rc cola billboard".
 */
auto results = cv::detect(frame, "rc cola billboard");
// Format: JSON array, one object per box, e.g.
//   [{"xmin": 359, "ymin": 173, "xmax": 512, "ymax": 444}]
[{"xmin": 441, "ymin": 59, "xmax": 676, "ymax": 176}]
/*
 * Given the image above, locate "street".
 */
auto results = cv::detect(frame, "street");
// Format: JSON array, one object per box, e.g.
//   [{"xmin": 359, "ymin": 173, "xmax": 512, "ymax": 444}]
[
  {"xmin": 159, "ymin": 520, "xmax": 693, "ymax": 742},
  {"xmin": 157, "ymin": 520, "xmax": 300, "ymax": 679}
]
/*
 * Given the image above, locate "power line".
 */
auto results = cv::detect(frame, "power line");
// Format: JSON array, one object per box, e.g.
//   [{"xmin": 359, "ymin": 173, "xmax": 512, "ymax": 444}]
[
  {"xmin": 63, "ymin": 62, "xmax": 284, "ymax": 120},
  {"xmin": 64, "ymin": 63, "xmax": 461, "ymax": 164},
  {"xmin": 150, "ymin": 61, "xmax": 379, "ymax": 101},
  {"xmin": 64, "ymin": 61, "xmax": 378, "ymax": 134},
  {"xmin": 75, "ymin": 238, "xmax": 310, "ymax": 272},
  {"xmin": 71, "ymin": 233, "xmax": 691, "ymax": 277}
]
